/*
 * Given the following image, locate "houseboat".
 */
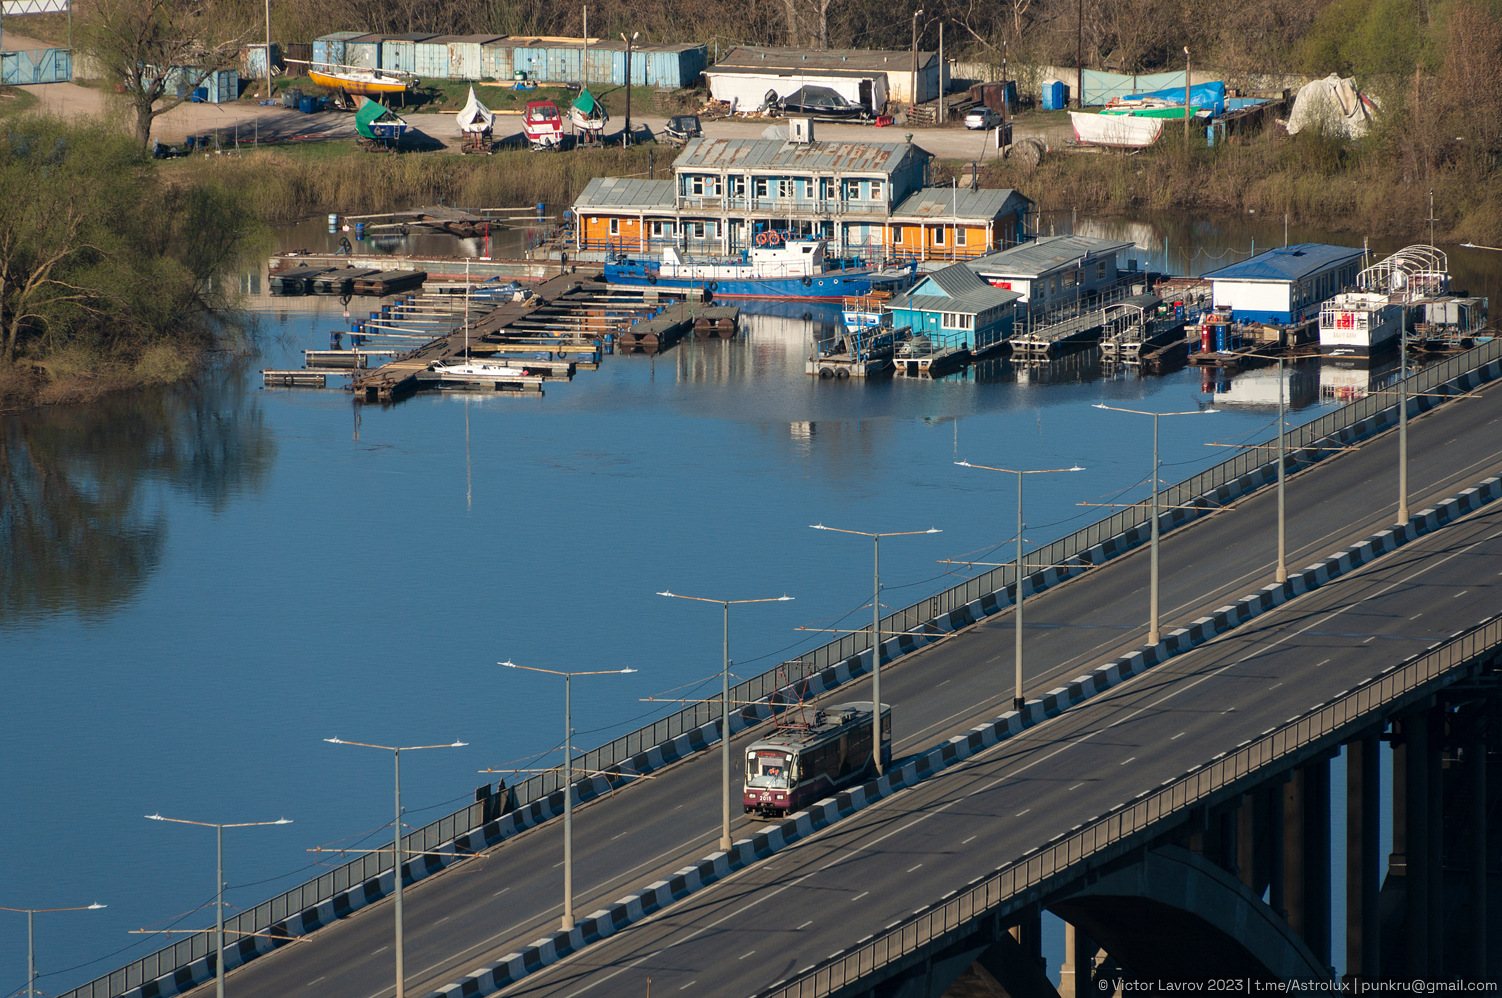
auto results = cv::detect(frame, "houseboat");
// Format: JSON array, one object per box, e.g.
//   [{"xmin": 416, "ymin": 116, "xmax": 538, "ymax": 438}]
[
  {"xmin": 605, "ymin": 238, "xmax": 876, "ymax": 301},
  {"xmin": 1317, "ymin": 292, "xmax": 1405, "ymax": 359}
]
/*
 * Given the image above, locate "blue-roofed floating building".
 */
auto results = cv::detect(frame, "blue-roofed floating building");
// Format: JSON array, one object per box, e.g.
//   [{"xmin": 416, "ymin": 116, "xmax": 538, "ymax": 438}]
[
  {"xmin": 889, "ymin": 262, "xmax": 1022, "ymax": 356},
  {"xmin": 1203, "ymin": 243, "xmax": 1364, "ymax": 326}
]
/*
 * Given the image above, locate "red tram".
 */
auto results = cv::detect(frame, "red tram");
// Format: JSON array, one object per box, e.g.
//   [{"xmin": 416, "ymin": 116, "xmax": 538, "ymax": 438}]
[{"xmin": 742, "ymin": 701, "xmax": 892, "ymax": 819}]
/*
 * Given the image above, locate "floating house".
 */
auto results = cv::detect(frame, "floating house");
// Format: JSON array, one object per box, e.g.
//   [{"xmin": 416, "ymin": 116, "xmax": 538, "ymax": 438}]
[
  {"xmin": 1204, "ymin": 243, "xmax": 1364, "ymax": 325},
  {"xmin": 967, "ymin": 235, "xmax": 1136, "ymax": 307},
  {"xmin": 706, "ymin": 45, "xmax": 944, "ymax": 107},
  {"xmin": 889, "ymin": 263, "xmax": 1021, "ymax": 354},
  {"xmin": 572, "ymin": 120, "xmax": 1033, "ymax": 262}
]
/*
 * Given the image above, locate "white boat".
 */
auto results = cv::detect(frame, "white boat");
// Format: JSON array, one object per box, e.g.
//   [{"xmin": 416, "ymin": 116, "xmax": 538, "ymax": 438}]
[
  {"xmin": 1318, "ymin": 292, "xmax": 1405, "ymax": 360},
  {"xmin": 429, "ymin": 358, "xmax": 528, "ymax": 378},
  {"xmin": 1069, "ymin": 111, "xmax": 1165, "ymax": 149},
  {"xmin": 569, "ymin": 88, "xmax": 608, "ymax": 134},
  {"xmin": 456, "ymin": 86, "xmax": 494, "ymax": 135}
]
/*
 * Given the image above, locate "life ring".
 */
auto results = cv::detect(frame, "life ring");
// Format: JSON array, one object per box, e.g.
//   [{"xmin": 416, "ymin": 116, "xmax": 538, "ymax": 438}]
[
  {"xmin": 647, "ymin": 273, "xmax": 657, "ymax": 284},
  {"xmin": 766, "ymin": 230, "xmax": 782, "ymax": 245},
  {"xmin": 801, "ymin": 277, "xmax": 813, "ymax": 287},
  {"xmin": 707, "ymin": 281, "xmax": 718, "ymax": 292},
  {"xmin": 755, "ymin": 232, "xmax": 768, "ymax": 246}
]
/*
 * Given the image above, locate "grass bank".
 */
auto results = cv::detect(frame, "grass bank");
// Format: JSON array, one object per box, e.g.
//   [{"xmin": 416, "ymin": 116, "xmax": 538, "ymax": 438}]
[
  {"xmin": 160, "ymin": 142, "xmax": 657, "ymax": 223},
  {"xmin": 955, "ymin": 122, "xmax": 1502, "ymax": 244}
]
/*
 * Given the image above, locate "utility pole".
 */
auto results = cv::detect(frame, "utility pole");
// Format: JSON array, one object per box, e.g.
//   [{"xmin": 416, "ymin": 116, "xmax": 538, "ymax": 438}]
[
  {"xmin": 911, "ymin": 9, "xmax": 923, "ymax": 115},
  {"xmin": 1183, "ymin": 47, "xmax": 1191, "ymax": 145},
  {"xmin": 1076, "ymin": 0, "xmax": 1083, "ymax": 108},
  {"xmin": 938, "ymin": 22, "xmax": 944, "ymax": 124}
]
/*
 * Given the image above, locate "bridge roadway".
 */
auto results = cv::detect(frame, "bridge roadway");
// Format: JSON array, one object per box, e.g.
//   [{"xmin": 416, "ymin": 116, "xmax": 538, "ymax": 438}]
[{"xmin": 223, "ymin": 381, "xmax": 1502, "ymax": 998}]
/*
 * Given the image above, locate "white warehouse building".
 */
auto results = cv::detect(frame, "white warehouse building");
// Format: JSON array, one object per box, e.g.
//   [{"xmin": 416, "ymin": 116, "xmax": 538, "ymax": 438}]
[{"xmin": 704, "ymin": 46, "xmax": 944, "ymax": 111}]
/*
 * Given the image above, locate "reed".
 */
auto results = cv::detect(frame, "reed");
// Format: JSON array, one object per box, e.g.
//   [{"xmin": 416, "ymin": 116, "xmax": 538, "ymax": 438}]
[{"xmin": 163, "ymin": 144, "xmax": 658, "ymax": 224}]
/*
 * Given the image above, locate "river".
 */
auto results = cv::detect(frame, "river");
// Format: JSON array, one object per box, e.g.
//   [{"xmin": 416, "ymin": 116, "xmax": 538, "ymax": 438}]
[{"xmin": 3, "ymin": 214, "xmax": 1496, "ymax": 995}]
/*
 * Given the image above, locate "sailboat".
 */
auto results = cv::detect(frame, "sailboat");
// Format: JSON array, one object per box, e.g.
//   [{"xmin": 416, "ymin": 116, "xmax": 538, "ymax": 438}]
[
  {"xmin": 569, "ymin": 88, "xmax": 609, "ymax": 139},
  {"xmin": 455, "ymin": 86, "xmax": 494, "ymax": 152}
]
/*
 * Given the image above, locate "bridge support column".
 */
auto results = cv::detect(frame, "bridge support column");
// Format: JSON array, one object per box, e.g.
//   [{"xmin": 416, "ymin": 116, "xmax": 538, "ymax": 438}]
[
  {"xmin": 1389, "ymin": 708, "xmax": 1431, "ymax": 977},
  {"xmin": 1008, "ymin": 908, "xmax": 1044, "ymax": 974},
  {"xmin": 1426, "ymin": 709, "xmax": 1444, "ymax": 974},
  {"xmin": 1466, "ymin": 717, "xmax": 1488, "ymax": 981},
  {"xmin": 1059, "ymin": 922, "xmax": 1096, "ymax": 998},
  {"xmin": 1345, "ymin": 732, "xmax": 1381, "ymax": 982},
  {"xmin": 1236, "ymin": 791, "xmax": 1271, "ymax": 897},
  {"xmin": 1267, "ymin": 781, "xmax": 1286, "ymax": 919},
  {"xmin": 1301, "ymin": 757, "xmax": 1332, "ymax": 968}
]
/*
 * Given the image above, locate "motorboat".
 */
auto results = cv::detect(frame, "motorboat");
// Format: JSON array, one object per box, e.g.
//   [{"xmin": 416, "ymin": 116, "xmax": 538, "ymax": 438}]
[
  {"xmin": 606, "ymin": 238, "xmax": 877, "ymax": 302},
  {"xmin": 523, "ymin": 101, "xmax": 564, "ymax": 149}
]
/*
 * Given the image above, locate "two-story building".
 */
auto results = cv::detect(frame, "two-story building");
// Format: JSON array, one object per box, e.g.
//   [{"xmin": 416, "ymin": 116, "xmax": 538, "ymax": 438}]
[
  {"xmin": 967, "ymin": 234, "xmax": 1137, "ymax": 308},
  {"xmin": 572, "ymin": 120, "xmax": 1033, "ymax": 263}
]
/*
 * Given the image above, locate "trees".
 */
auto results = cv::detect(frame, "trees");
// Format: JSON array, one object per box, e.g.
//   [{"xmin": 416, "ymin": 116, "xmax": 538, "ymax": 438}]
[{"xmin": 83, "ymin": 0, "xmax": 245, "ymax": 149}]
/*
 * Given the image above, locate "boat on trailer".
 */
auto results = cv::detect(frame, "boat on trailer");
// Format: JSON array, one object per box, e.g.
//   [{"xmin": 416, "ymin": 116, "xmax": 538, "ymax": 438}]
[{"xmin": 523, "ymin": 101, "xmax": 564, "ymax": 149}]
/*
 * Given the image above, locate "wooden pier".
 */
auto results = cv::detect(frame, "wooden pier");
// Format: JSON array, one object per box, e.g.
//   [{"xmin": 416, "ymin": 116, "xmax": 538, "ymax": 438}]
[{"xmin": 1013, "ymin": 293, "xmax": 1162, "ymax": 360}]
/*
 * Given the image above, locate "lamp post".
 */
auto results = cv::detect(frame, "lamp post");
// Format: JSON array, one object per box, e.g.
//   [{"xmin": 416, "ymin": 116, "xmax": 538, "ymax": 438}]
[
  {"xmin": 500, "ymin": 661, "xmax": 636, "ymax": 931},
  {"xmin": 657, "ymin": 590, "xmax": 794, "ymax": 852},
  {"xmin": 954, "ymin": 461, "xmax": 1084, "ymax": 710},
  {"xmin": 810, "ymin": 523, "xmax": 941, "ymax": 774},
  {"xmin": 2, "ymin": 903, "xmax": 107, "ymax": 998},
  {"xmin": 910, "ymin": 9, "xmax": 924, "ymax": 114},
  {"xmin": 1398, "ymin": 305, "xmax": 1410, "ymax": 524},
  {"xmin": 1229, "ymin": 353, "xmax": 1292, "ymax": 583},
  {"xmin": 323, "ymin": 738, "xmax": 467, "ymax": 998},
  {"xmin": 144, "ymin": 815, "xmax": 291, "ymax": 998},
  {"xmin": 1182, "ymin": 47, "xmax": 1191, "ymax": 144},
  {"xmin": 620, "ymin": 31, "xmax": 639, "ymax": 146},
  {"xmin": 1092, "ymin": 403, "xmax": 1218, "ymax": 645}
]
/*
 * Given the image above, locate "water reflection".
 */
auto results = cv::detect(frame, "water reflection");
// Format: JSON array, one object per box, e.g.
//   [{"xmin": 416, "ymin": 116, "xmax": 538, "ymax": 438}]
[{"xmin": 0, "ymin": 368, "xmax": 276, "ymax": 627}]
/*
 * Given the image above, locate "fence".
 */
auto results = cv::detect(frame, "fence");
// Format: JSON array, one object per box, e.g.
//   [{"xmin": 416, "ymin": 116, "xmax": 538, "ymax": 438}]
[
  {"xmin": 59, "ymin": 334, "xmax": 1502, "ymax": 998},
  {"xmin": 762, "ymin": 610, "xmax": 1502, "ymax": 997},
  {"xmin": 0, "ymin": 46, "xmax": 70, "ymax": 84}
]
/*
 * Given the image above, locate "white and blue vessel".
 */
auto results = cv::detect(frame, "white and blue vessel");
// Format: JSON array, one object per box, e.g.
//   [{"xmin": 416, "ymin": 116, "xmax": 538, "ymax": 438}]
[{"xmin": 605, "ymin": 239, "xmax": 877, "ymax": 302}]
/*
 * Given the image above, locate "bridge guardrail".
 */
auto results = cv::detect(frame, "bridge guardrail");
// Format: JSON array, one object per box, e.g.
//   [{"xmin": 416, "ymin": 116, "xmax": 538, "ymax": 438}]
[
  {"xmin": 61, "ymin": 335, "xmax": 1502, "ymax": 998},
  {"xmin": 764, "ymin": 611, "xmax": 1502, "ymax": 997}
]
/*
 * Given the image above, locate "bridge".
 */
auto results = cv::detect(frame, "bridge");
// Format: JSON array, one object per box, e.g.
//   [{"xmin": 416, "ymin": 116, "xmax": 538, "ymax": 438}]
[{"xmin": 67, "ymin": 341, "xmax": 1502, "ymax": 998}]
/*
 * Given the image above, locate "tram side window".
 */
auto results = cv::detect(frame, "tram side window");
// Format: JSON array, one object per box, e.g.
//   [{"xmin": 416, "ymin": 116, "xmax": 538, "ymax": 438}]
[
  {"xmin": 805, "ymin": 742, "xmax": 839, "ymax": 784},
  {"xmin": 841, "ymin": 726, "xmax": 872, "ymax": 777}
]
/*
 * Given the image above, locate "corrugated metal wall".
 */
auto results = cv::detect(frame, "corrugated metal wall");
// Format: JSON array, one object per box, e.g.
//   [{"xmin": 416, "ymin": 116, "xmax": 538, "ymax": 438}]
[
  {"xmin": 313, "ymin": 31, "xmax": 362, "ymax": 67},
  {"xmin": 345, "ymin": 36, "xmax": 380, "ymax": 69},
  {"xmin": 380, "ymin": 36, "xmax": 430, "ymax": 73},
  {"xmin": 0, "ymin": 46, "xmax": 70, "ymax": 84},
  {"xmin": 306, "ymin": 33, "xmax": 704, "ymax": 85},
  {"xmin": 414, "ymin": 38, "xmax": 450, "ymax": 78},
  {"xmin": 483, "ymin": 42, "xmax": 514, "ymax": 80}
]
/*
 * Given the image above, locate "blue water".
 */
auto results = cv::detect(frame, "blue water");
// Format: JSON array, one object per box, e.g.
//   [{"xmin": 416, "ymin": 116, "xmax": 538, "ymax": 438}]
[{"xmin": 6, "ymin": 221, "xmax": 1485, "ymax": 994}]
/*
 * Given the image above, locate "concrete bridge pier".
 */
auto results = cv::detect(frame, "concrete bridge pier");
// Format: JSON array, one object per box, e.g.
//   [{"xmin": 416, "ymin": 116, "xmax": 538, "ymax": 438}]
[
  {"xmin": 1344, "ymin": 731, "xmax": 1382, "ymax": 983},
  {"xmin": 1282, "ymin": 754, "xmax": 1333, "ymax": 969},
  {"xmin": 1057, "ymin": 922, "xmax": 1096, "ymax": 998}
]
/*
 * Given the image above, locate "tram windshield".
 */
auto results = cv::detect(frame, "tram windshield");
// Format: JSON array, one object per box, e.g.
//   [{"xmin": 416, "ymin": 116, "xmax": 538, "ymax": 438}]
[{"xmin": 746, "ymin": 749, "xmax": 792, "ymax": 789}]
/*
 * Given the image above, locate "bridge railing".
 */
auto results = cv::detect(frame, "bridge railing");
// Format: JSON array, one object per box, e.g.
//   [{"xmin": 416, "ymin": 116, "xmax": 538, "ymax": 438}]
[
  {"xmin": 61, "ymin": 336, "xmax": 1502, "ymax": 998},
  {"xmin": 764, "ymin": 611, "xmax": 1502, "ymax": 997}
]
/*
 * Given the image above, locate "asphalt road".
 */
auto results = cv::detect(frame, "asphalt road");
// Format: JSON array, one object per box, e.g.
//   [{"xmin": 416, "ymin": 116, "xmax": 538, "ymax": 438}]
[{"xmin": 217, "ymin": 378, "xmax": 1502, "ymax": 998}]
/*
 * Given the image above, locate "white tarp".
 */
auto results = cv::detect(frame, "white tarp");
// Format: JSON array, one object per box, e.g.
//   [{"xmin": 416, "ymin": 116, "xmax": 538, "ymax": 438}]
[
  {"xmin": 1286, "ymin": 74, "xmax": 1380, "ymax": 139},
  {"xmin": 455, "ymin": 86, "xmax": 493, "ymax": 134},
  {"xmin": 705, "ymin": 69, "xmax": 887, "ymax": 113},
  {"xmin": 2, "ymin": 0, "xmax": 68, "ymax": 14}
]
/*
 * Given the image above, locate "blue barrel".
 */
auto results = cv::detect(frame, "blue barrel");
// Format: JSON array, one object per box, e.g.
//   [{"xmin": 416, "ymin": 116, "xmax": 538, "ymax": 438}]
[
  {"xmin": 1215, "ymin": 322, "xmax": 1228, "ymax": 353},
  {"xmin": 536, "ymin": 202, "xmax": 546, "ymax": 219},
  {"xmin": 300, "ymin": 96, "xmax": 316, "ymax": 113},
  {"xmin": 355, "ymin": 221, "xmax": 365, "ymax": 239}
]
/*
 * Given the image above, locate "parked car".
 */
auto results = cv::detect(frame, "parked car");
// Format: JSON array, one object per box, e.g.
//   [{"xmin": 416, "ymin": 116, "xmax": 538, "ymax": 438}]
[{"xmin": 965, "ymin": 107, "xmax": 1004, "ymax": 130}]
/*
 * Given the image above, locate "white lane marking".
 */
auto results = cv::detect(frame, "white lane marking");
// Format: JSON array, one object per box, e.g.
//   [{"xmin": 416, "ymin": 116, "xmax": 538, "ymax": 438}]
[
  {"xmin": 1270, "ymin": 682, "xmax": 1284, "ymax": 690},
  {"xmin": 1171, "ymin": 732, "xmax": 1185, "ymax": 740},
  {"xmin": 907, "ymin": 863, "xmax": 923, "ymax": 872},
  {"xmin": 1455, "ymin": 590, "xmax": 1470, "ymax": 598},
  {"xmin": 739, "ymin": 950, "xmax": 756, "ymax": 960},
  {"xmin": 1015, "ymin": 809, "xmax": 1031, "ymax": 816},
  {"xmin": 1314, "ymin": 659, "xmax": 1330, "ymax": 668},
  {"xmin": 797, "ymin": 920, "xmax": 813, "ymax": 930},
  {"xmin": 851, "ymin": 891, "xmax": 869, "ymax": 901},
  {"xmin": 962, "ymin": 835, "xmax": 977, "ymax": 845},
  {"xmin": 1120, "ymin": 757, "xmax": 1136, "ymax": 766},
  {"xmin": 1362, "ymin": 636, "xmax": 1375, "ymax": 644},
  {"xmin": 370, "ymin": 946, "xmax": 388, "ymax": 956},
  {"xmin": 553, "ymin": 861, "xmax": 564, "ymax": 868},
  {"xmin": 1410, "ymin": 613, "xmax": 1424, "ymax": 620},
  {"xmin": 679, "ymin": 981, "xmax": 696, "ymax": 990},
  {"xmin": 938, "ymin": 679, "xmax": 952, "ymax": 686},
  {"xmin": 492, "ymin": 888, "xmax": 510, "ymax": 897},
  {"xmin": 436, "ymin": 915, "xmax": 451, "ymax": 924},
  {"xmin": 308, "ymin": 978, "xmax": 326, "ymax": 987},
  {"xmin": 611, "ymin": 831, "xmax": 630, "ymax": 840}
]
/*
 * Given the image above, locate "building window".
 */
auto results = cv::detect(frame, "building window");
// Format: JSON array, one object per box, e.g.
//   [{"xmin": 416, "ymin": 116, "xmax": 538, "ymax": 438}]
[
  {"xmin": 934, "ymin": 227, "xmax": 945, "ymax": 246},
  {"xmin": 730, "ymin": 176, "xmax": 745, "ymax": 195},
  {"xmin": 778, "ymin": 178, "xmax": 793, "ymax": 199},
  {"xmin": 609, "ymin": 218, "xmax": 620, "ymax": 236},
  {"xmin": 955, "ymin": 228, "xmax": 967, "ymax": 247},
  {"xmin": 650, "ymin": 220, "xmax": 674, "ymax": 237},
  {"xmin": 755, "ymin": 178, "xmax": 768, "ymax": 198},
  {"xmin": 870, "ymin": 179, "xmax": 884, "ymax": 201},
  {"xmin": 941, "ymin": 312, "xmax": 975, "ymax": 330},
  {"xmin": 1096, "ymin": 261, "xmax": 1107, "ymax": 281}
]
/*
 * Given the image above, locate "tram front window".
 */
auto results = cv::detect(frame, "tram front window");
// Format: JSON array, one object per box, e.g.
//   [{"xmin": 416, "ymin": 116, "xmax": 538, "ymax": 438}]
[{"xmin": 746, "ymin": 750, "xmax": 792, "ymax": 789}]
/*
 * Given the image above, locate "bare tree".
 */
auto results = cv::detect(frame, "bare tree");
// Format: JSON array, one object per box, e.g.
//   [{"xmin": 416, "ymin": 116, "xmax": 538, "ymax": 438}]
[{"xmin": 84, "ymin": 0, "xmax": 246, "ymax": 149}]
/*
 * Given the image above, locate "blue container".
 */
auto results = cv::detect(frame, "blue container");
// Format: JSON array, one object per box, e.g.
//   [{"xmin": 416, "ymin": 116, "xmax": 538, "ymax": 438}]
[
  {"xmin": 1215, "ymin": 323, "xmax": 1228, "ymax": 353},
  {"xmin": 299, "ymin": 95, "xmax": 317, "ymax": 113},
  {"xmin": 1042, "ymin": 80, "xmax": 1068, "ymax": 110},
  {"xmin": 192, "ymin": 86, "xmax": 208, "ymax": 102}
]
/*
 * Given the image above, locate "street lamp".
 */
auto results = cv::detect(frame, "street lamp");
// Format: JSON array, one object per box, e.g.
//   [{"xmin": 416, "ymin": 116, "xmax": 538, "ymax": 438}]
[
  {"xmin": 621, "ymin": 31, "xmax": 639, "ymax": 146},
  {"xmin": 1221, "ymin": 354, "xmax": 1292, "ymax": 582},
  {"xmin": 955, "ymin": 461, "xmax": 1084, "ymax": 710},
  {"xmin": 1092, "ymin": 403, "xmax": 1218, "ymax": 645},
  {"xmin": 809, "ymin": 523, "xmax": 941, "ymax": 774},
  {"xmin": 911, "ymin": 9, "xmax": 924, "ymax": 114},
  {"xmin": 1182, "ymin": 47, "xmax": 1191, "ymax": 144},
  {"xmin": 144, "ymin": 815, "xmax": 290, "ymax": 998},
  {"xmin": 657, "ymin": 590, "xmax": 794, "ymax": 852},
  {"xmin": 323, "ymin": 737, "xmax": 467, "ymax": 998},
  {"xmin": 500, "ymin": 661, "xmax": 636, "ymax": 931},
  {"xmin": 2, "ymin": 902, "xmax": 107, "ymax": 998},
  {"xmin": 1398, "ymin": 303, "xmax": 1411, "ymax": 524}
]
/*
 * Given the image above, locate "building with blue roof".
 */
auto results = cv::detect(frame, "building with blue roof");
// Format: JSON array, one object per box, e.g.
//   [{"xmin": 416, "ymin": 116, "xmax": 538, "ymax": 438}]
[
  {"xmin": 889, "ymin": 263, "xmax": 1022, "ymax": 355},
  {"xmin": 1203, "ymin": 243, "xmax": 1364, "ymax": 325}
]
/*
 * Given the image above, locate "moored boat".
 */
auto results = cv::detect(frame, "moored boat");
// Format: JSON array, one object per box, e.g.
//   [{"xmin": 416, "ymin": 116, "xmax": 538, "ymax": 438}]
[
  {"xmin": 605, "ymin": 239, "xmax": 877, "ymax": 302},
  {"xmin": 1069, "ymin": 111, "xmax": 1165, "ymax": 148},
  {"xmin": 1318, "ymin": 292, "xmax": 1405, "ymax": 360},
  {"xmin": 523, "ymin": 100, "xmax": 564, "ymax": 149},
  {"xmin": 304, "ymin": 63, "xmax": 417, "ymax": 101}
]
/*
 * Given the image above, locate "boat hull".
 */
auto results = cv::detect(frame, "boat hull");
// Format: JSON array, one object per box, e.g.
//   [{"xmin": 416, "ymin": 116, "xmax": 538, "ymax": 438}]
[
  {"xmin": 606, "ymin": 265, "xmax": 874, "ymax": 302},
  {"xmin": 1069, "ymin": 111, "xmax": 1164, "ymax": 148},
  {"xmin": 309, "ymin": 69, "xmax": 412, "ymax": 97}
]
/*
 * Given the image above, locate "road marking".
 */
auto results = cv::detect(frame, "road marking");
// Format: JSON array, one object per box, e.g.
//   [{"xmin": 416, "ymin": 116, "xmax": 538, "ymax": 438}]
[
  {"xmin": 1069, "ymin": 783, "xmax": 1084, "ymax": 790},
  {"xmin": 1362, "ymin": 636, "xmax": 1375, "ymax": 644},
  {"xmin": 739, "ymin": 950, "xmax": 756, "ymax": 960},
  {"xmin": 553, "ymin": 861, "xmax": 564, "ymax": 868},
  {"xmin": 1015, "ymin": 808, "xmax": 1031, "ymax": 816},
  {"xmin": 1410, "ymin": 613, "xmax": 1424, "ymax": 620},
  {"xmin": 436, "ymin": 915, "xmax": 450, "ymax": 924},
  {"xmin": 797, "ymin": 920, "xmax": 813, "ymax": 930},
  {"xmin": 679, "ymin": 981, "xmax": 696, "ymax": 991},
  {"xmin": 962, "ymin": 835, "xmax": 977, "ymax": 845},
  {"xmin": 611, "ymin": 831, "xmax": 630, "ymax": 840},
  {"xmin": 308, "ymin": 978, "xmax": 326, "ymax": 987},
  {"xmin": 1269, "ymin": 682, "xmax": 1283, "ymax": 690},
  {"xmin": 1120, "ymin": 757, "xmax": 1136, "ymax": 766},
  {"xmin": 1455, "ymin": 590, "xmax": 1469, "ymax": 598},
  {"xmin": 1315, "ymin": 659, "xmax": 1330, "ymax": 668},
  {"xmin": 907, "ymin": 863, "xmax": 923, "ymax": 872},
  {"xmin": 1171, "ymin": 732, "xmax": 1185, "ymax": 740},
  {"xmin": 851, "ymin": 891, "xmax": 869, "ymax": 901},
  {"xmin": 938, "ymin": 679, "xmax": 952, "ymax": 686},
  {"xmin": 493, "ymin": 888, "xmax": 509, "ymax": 897},
  {"xmin": 370, "ymin": 946, "xmax": 388, "ymax": 956}
]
